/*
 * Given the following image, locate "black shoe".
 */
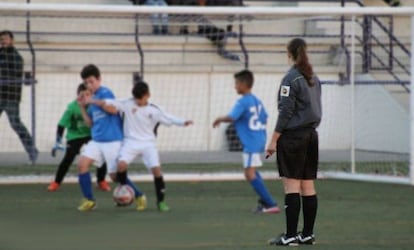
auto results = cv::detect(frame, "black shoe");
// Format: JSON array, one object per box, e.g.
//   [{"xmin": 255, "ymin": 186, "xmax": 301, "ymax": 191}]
[
  {"xmin": 161, "ymin": 26, "xmax": 168, "ymax": 35},
  {"xmin": 258, "ymin": 198, "xmax": 266, "ymax": 206},
  {"xmin": 298, "ymin": 232, "xmax": 315, "ymax": 245},
  {"xmin": 179, "ymin": 27, "xmax": 189, "ymax": 35},
  {"xmin": 252, "ymin": 199, "xmax": 266, "ymax": 213},
  {"xmin": 152, "ymin": 26, "xmax": 161, "ymax": 35},
  {"xmin": 268, "ymin": 234, "xmax": 299, "ymax": 246},
  {"xmin": 384, "ymin": 0, "xmax": 401, "ymax": 6}
]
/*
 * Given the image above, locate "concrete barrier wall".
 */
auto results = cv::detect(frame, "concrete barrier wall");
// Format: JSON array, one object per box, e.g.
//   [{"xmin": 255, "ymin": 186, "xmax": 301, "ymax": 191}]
[{"xmin": 0, "ymin": 71, "xmax": 408, "ymax": 154}]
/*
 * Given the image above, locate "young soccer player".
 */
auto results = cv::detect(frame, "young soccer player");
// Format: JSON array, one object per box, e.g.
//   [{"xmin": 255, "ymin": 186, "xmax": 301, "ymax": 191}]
[
  {"xmin": 85, "ymin": 81, "xmax": 193, "ymax": 212},
  {"xmin": 76, "ymin": 64, "xmax": 146, "ymax": 212},
  {"xmin": 47, "ymin": 83, "xmax": 110, "ymax": 192},
  {"xmin": 213, "ymin": 69, "xmax": 280, "ymax": 214}
]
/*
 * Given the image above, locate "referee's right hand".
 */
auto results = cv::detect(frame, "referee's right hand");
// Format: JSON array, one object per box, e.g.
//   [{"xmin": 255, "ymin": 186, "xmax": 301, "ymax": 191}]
[
  {"xmin": 266, "ymin": 132, "xmax": 281, "ymax": 159},
  {"xmin": 265, "ymin": 149, "xmax": 275, "ymax": 159},
  {"xmin": 265, "ymin": 142, "xmax": 277, "ymax": 159}
]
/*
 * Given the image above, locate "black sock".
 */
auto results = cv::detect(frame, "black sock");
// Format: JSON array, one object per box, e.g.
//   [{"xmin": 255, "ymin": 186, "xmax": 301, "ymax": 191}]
[
  {"xmin": 116, "ymin": 171, "xmax": 127, "ymax": 185},
  {"xmin": 302, "ymin": 195, "xmax": 318, "ymax": 236},
  {"xmin": 96, "ymin": 163, "xmax": 107, "ymax": 183},
  {"xmin": 285, "ymin": 193, "xmax": 301, "ymax": 238},
  {"xmin": 154, "ymin": 176, "xmax": 165, "ymax": 203},
  {"xmin": 54, "ymin": 150, "xmax": 77, "ymax": 183},
  {"xmin": 55, "ymin": 161, "xmax": 71, "ymax": 184}
]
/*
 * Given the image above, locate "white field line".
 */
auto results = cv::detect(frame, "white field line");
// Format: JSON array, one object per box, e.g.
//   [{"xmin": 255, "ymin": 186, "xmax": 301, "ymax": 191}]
[
  {"xmin": 0, "ymin": 171, "xmax": 279, "ymax": 184},
  {"xmin": 0, "ymin": 171, "xmax": 410, "ymax": 185}
]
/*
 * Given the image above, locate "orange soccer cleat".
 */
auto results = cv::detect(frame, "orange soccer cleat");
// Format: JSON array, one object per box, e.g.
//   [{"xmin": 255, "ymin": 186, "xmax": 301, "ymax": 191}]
[
  {"xmin": 47, "ymin": 181, "xmax": 60, "ymax": 192},
  {"xmin": 97, "ymin": 180, "xmax": 111, "ymax": 192}
]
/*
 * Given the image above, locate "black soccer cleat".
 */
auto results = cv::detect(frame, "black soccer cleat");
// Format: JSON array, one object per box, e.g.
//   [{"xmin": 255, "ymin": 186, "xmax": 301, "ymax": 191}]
[
  {"xmin": 297, "ymin": 232, "xmax": 316, "ymax": 245},
  {"xmin": 268, "ymin": 234, "xmax": 299, "ymax": 246}
]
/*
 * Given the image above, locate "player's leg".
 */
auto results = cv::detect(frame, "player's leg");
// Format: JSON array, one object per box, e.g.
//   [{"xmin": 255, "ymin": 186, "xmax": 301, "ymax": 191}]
[
  {"xmin": 115, "ymin": 160, "xmax": 128, "ymax": 184},
  {"xmin": 158, "ymin": 0, "xmax": 169, "ymax": 34},
  {"xmin": 77, "ymin": 141, "xmax": 101, "ymax": 211},
  {"xmin": 96, "ymin": 162, "xmax": 107, "ymax": 183},
  {"xmin": 283, "ymin": 177, "xmax": 302, "ymax": 237},
  {"xmin": 96, "ymin": 163, "xmax": 110, "ymax": 192},
  {"xmin": 298, "ymin": 180, "xmax": 317, "ymax": 244},
  {"xmin": 110, "ymin": 141, "xmax": 146, "ymax": 210},
  {"xmin": 115, "ymin": 141, "xmax": 144, "ymax": 195},
  {"xmin": 116, "ymin": 160, "xmax": 144, "ymax": 197},
  {"xmin": 298, "ymin": 129, "xmax": 319, "ymax": 245},
  {"xmin": 78, "ymin": 155, "xmax": 95, "ymax": 198},
  {"xmin": 269, "ymin": 130, "xmax": 309, "ymax": 246},
  {"xmin": 151, "ymin": 167, "xmax": 169, "ymax": 212},
  {"xmin": 268, "ymin": 177, "xmax": 301, "ymax": 246},
  {"xmin": 145, "ymin": 0, "xmax": 161, "ymax": 34},
  {"xmin": 4, "ymin": 100, "xmax": 38, "ymax": 162},
  {"xmin": 243, "ymin": 153, "xmax": 279, "ymax": 214},
  {"xmin": 48, "ymin": 138, "xmax": 84, "ymax": 191},
  {"xmin": 77, "ymin": 155, "xmax": 96, "ymax": 211},
  {"xmin": 143, "ymin": 145, "xmax": 168, "ymax": 211}
]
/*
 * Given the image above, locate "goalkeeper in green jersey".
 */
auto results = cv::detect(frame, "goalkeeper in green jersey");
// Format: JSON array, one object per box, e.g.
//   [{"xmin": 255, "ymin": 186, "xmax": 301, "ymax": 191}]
[{"xmin": 47, "ymin": 83, "xmax": 110, "ymax": 192}]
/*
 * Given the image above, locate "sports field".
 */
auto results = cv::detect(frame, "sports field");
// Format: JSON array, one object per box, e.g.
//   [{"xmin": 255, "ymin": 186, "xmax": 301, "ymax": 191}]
[{"xmin": 0, "ymin": 178, "xmax": 413, "ymax": 250}]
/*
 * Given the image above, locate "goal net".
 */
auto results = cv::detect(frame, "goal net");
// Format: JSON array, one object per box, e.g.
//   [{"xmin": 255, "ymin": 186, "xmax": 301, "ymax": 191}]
[{"xmin": 0, "ymin": 2, "xmax": 412, "ymax": 185}]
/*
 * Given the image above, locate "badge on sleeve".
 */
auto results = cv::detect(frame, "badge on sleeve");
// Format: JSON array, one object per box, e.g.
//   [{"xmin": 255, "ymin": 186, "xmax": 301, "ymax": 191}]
[{"xmin": 281, "ymin": 86, "xmax": 290, "ymax": 97}]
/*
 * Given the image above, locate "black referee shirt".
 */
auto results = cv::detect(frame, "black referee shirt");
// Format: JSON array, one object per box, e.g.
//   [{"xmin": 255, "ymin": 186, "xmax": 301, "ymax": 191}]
[{"xmin": 275, "ymin": 66, "xmax": 322, "ymax": 133}]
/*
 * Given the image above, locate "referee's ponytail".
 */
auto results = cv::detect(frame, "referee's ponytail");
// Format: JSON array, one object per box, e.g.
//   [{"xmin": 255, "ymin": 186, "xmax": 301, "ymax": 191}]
[{"xmin": 288, "ymin": 38, "xmax": 315, "ymax": 86}]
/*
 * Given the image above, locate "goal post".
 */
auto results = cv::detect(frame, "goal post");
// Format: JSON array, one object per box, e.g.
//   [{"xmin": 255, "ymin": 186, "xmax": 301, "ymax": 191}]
[
  {"xmin": 410, "ymin": 16, "xmax": 414, "ymax": 186},
  {"xmin": 0, "ymin": 3, "xmax": 413, "ymax": 185},
  {"xmin": 1, "ymin": 3, "xmax": 414, "ymax": 15}
]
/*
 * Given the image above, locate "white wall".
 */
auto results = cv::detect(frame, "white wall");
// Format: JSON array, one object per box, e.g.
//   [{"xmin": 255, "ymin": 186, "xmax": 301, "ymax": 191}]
[{"xmin": 355, "ymin": 85, "xmax": 409, "ymax": 153}]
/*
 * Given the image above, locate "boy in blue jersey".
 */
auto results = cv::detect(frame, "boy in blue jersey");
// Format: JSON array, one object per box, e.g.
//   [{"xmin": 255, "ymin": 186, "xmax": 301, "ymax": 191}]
[
  {"xmin": 213, "ymin": 69, "xmax": 280, "ymax": 214},
  {"xmin": 76, "ymin": 64, "xmax": 146, "ymax": 211}
]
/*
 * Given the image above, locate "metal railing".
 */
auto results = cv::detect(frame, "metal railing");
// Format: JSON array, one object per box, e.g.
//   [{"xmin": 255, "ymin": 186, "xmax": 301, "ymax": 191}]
[{"xmin": 353, "ymin": 0, "xmax": 410, "ymax": 91}]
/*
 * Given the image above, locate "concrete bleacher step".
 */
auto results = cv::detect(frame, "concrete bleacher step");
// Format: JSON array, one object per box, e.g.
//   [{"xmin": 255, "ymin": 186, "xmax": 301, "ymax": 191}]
[
  {"xmin": 358, "ymin": 73, "xmax": 410, "ymax": 112},
  {"xmin": 383, "ymin": 85, "xmax": 410, "ymax": 112},
  {"xmin": 11, "ymin": 31, "xmax": 342, "ymax": 74},
  {"xmin": 1, "ymin": 0, "xmax": 409, "ymax": 77}
]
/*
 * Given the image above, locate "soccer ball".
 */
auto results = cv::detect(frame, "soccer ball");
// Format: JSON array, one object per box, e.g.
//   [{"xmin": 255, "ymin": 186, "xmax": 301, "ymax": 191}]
[{"xmin": 113, "ymin": 185, "xmax": 135, "ymax": 206}]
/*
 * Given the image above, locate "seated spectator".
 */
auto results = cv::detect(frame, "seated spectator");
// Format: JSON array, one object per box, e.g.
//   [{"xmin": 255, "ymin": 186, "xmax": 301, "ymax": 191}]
[
  {"xmin": 198, "ymin": 0, "xmax": 243, "ymax": 61},
  {"xmin": 147, "ymin": 0, "xmax": 169, "ymax": 34},
  {"xmin": 131, "ymin": 0, "xmax": 242, "ymax": 61},
  {"xmin": 383, "ymin": 0, "xmax": 401, "ymax": 6},
  {"xmin": 168, "ymin": 0, "xmax": 200, "ymax": 34},
  {"xmin": 130, "ymin": 0, "xmax": 169, "ymax": 35}
]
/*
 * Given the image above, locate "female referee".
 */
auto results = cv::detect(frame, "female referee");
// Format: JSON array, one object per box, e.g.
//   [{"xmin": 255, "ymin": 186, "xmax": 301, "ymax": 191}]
[{"xmin": 266, "ymin": 38, "xmax": 322, "ymax": 246}]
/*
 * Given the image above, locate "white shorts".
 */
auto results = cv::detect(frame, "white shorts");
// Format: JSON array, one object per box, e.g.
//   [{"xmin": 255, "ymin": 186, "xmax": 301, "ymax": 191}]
[
  {"xmin": 242, "ymin": 153, "xmax": 263, "ymax": 168},
  {"xmin": 118, "ymin": 140, "xmax": 160, "ymax": 169},
  {"xmin": 81, "ymin": 140, "xmax": 122, "ymax": 174}
]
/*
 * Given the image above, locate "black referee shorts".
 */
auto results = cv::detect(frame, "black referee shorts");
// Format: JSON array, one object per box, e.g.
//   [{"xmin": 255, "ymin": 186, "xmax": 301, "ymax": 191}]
[{"xmin": 276, "ymin": 128, "xmax": 318, "ymax": 180}]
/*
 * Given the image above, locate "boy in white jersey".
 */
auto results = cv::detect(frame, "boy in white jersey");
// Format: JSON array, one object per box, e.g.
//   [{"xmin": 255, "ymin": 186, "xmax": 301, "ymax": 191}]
[{"xmin": 87, "ymin": 81, "xmax": 193, "ymax": 211}]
